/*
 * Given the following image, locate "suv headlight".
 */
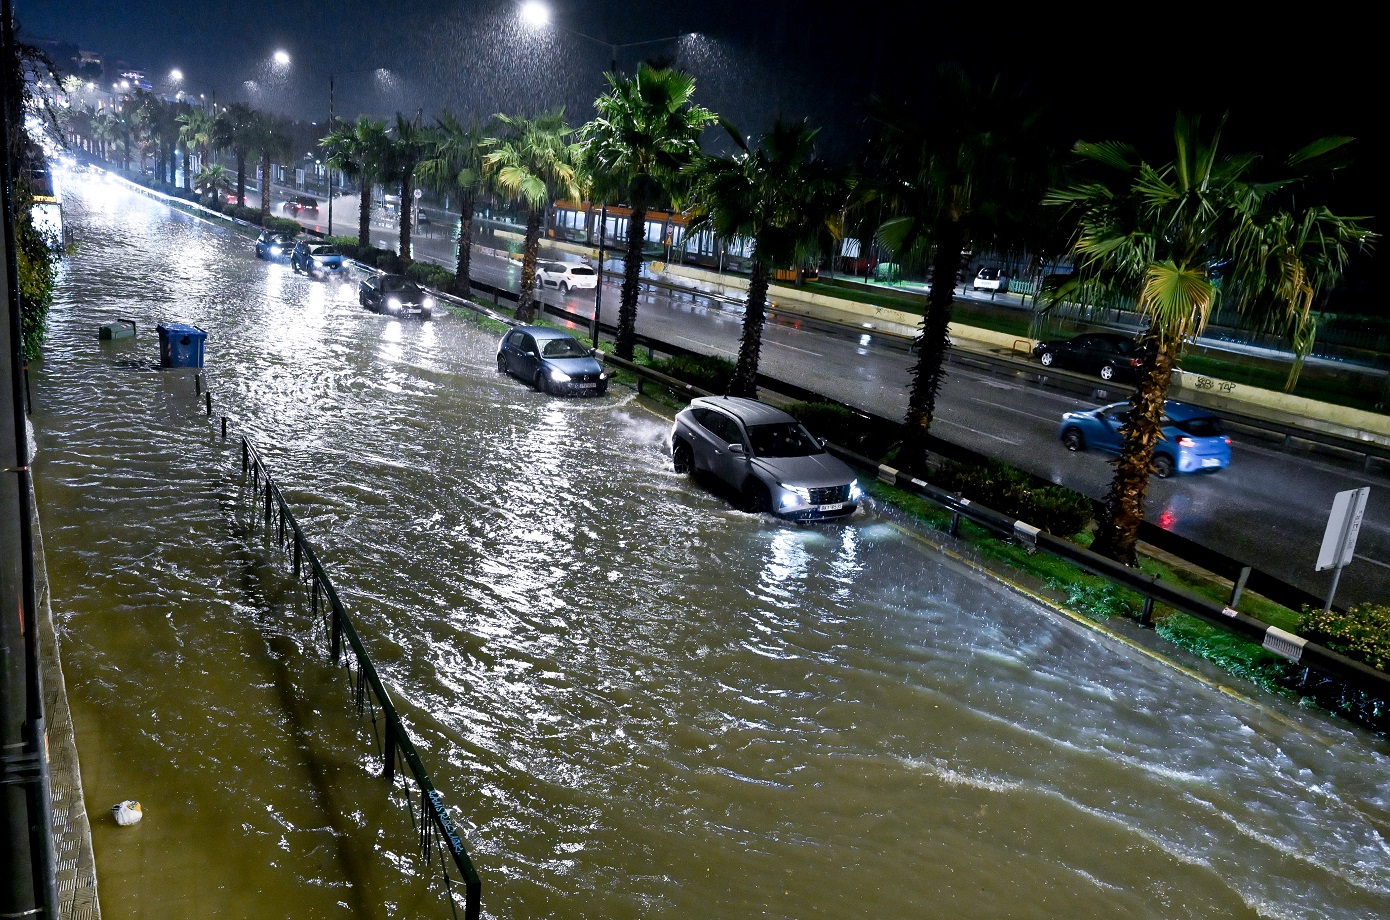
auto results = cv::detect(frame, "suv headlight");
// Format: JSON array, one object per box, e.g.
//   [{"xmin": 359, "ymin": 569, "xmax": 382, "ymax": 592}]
[
  {"xmin": 387, "ymin": 296, "xmax": 402, "ymax": 310},
  {"xmin": 422, "ymin": 295, "xmax": 435, "ymax": 309},
  {"xmin": 778, "ymin": 483, "xmax": 811, "ymax": 509},
  {"xmin": 848, "ymin": 479, "xmax": 863, "ymax": 501},
  {"xmin": 549, "ymin": 368, "xmax": 571, "ymax": 383}
]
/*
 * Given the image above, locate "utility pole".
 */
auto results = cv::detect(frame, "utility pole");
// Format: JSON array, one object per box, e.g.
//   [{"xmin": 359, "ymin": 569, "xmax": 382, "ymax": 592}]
[{"xmin": 326, "ymin": 74, "xmax": 334, "ymax": 237}]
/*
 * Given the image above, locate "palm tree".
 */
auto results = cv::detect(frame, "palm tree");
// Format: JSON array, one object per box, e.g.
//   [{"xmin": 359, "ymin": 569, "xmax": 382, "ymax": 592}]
[
  {"xmin": 866, "ymin": 68, "xmax": 1054, "ymax": 474},
  {"xmin": 214, "ymin": 102, "xmax": 258, "ymax": 206},
  {"xmin": 579, "ymin": 64, "xmax": 717, "ymax": 359},
  {"xmin": 193, "ymin": 163, "xmax": 233, "ymax": 205},
  {"xmin": 482, "ymin": 109, "xmax": 582, "ymax": 322},
  {"xmin": 178, "ymin": 106, "xmax": 217, "ymax": 187},
  {"xmin": 1235, "ymin": 201, "xmax": 1376, "ymax": 393},
  {"xmin": 92, "ymin": 109, "xmax": 119, "ymax": 162},
  {"xmin": 381, "ymin": 111, "xmax": 430, "ymax": 265},
  {"xmin": 418, "ymin": 111, "xmax": 492, "ymax": 297},
  {"xmin": 686, "ymin": 119, "xmax": 848, "ymax": 396},
  {"xmin": 252, "ymin": 112, "xmax": 293, "ymax": 220},
  {"xmin": 1045, "ymin": 114, "xmax": 1373, "ymax": 564},
  {"xmin": 322, "ymin": 115, "xmax": 390, "ymax": 247}
]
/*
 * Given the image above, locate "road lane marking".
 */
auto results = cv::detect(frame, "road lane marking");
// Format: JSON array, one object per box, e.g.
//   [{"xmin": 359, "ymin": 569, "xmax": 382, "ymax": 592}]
[
  {"xmin": 934, "ymin": 416, "xmax": 1020, "ymax": 444},
  {"xmin": 766, "ymin": 340, "xmax": 824, "ymax": 356},
  {"xmin": 966, "ymin": 396, "xmax": 1055, "ymax": 422}
]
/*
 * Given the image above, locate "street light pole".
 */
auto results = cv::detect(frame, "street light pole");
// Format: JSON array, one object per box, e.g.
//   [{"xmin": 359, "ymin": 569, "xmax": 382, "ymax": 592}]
[{"xmin": 327, "ymin": 74, "xmax": 335, "ymax": 237}]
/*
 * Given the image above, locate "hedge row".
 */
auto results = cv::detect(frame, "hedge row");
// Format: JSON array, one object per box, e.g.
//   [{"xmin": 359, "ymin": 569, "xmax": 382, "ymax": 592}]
[{"xmin": 1300, "ymin": 603, "xmax": 1390, "ymax": 672}]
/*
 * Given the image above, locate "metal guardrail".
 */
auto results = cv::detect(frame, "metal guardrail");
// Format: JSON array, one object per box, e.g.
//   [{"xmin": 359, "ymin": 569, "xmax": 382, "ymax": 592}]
[
  {"xmin": 589, "ymin": 351, "xmax": 1390, "ymax": 706},
  {"xmin": 239, "ymin": 437, "xmax": 482, "ymax": 920}
]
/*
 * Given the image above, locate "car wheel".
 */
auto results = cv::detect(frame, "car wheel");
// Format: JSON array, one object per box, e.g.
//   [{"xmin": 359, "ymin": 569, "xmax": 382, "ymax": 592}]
[
  {"xmin": 672, "ymin": 440, "xmax": 693, "ymax": 475},
  {"xmin": 559, "ymin": 282, "xmax": 569, "ymax": 294},
  {"xmin": 740, "ymin": 482, "xmax": 770, "ymax": 514},
  {"xmin": 1152, "ymin": 454, "xmax": 1175, "ymax": 479},
  {"xmin": 1039, "ymin": 351, "xmax": 1055, "ymax": 367},
  {"xmin": 1062, "ymin": 428, "xmax": 1085, "ymax": 452},
  {"xmin": 496, "ymin": 354, "xmax": 508, "ymax": 375},
  {"xmin": 533, "ymin": 372, "xmax": 548, "ymax": 394},
  {"xmin": 1099, "ymin": 364, "xmax": 1116, "ymax": 381}
]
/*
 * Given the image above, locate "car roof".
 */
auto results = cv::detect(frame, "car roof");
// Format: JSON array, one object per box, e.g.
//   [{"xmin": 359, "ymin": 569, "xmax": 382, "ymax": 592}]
[
  {"xmin": 514, "ymin": 325, "xmax": 579, "ymax": 341},
  {"xmin": 1163, "ymin": 401, "xmax": 1218, "ymax": 421},
  {"xmin": 690, "ymin": 396, "xmax": 794, "ymax": 426}
]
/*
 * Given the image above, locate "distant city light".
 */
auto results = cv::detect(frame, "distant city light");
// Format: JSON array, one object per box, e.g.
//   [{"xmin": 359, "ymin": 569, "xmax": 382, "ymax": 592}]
[
  {"xmin": 170, "ymin": 68, "xmax": 183, "ymax": 82},
  {"xmin": 520, "ymin": 1, "xmax": 550, "ymax": 27},
  {"xmin": 274, "ymin": 50, "xmax": 291, "ymax": 65}
]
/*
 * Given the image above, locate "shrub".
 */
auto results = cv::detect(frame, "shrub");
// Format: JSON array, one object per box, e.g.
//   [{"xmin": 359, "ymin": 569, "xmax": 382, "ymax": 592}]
[
  {"xmin": 225, "ymin": 204, "xmax": 264, "ymax": 225},
  {"xmin": 651, "ymin": 353, "xmax": 735, "ymax": 393},
  {"xmin": 406, "ymin": 261, "xmax": 455, "ymax": 288},
  {"xmin": 375, "ymin": 250, "xmax": 402, "ymax": 273},
  {"xmin": 264, "ymin": 217, "xmax": 302, "ymax": 235},
  {"xmin": 326, "ymin": 235, "xmax": 360, "ymax": 248},
  {"xmin": 1299, "ymin": 603, "xmax": 1390, "ymax": 672},
  {"xmin": 931, "ymin": 459, "xmax": 1092, "ymax": 537}
]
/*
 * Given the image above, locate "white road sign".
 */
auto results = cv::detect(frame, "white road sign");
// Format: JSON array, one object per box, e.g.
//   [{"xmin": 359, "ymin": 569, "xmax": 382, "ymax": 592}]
[{"xmin": 1316, "ymin": 487, "xmax": 1370, "ymax": 572}]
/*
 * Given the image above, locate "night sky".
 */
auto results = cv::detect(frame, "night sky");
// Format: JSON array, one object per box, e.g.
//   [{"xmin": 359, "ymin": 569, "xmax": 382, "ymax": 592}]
[{"xmin": 21, "ymin": 1, "xmax": 1385, "ymax": 230}]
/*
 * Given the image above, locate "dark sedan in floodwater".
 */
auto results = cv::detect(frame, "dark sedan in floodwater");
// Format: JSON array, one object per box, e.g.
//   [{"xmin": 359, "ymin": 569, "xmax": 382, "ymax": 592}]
[
  {"xmin": 496, "ymin": 326, "xmax": 609, "ymax": 396},
  {"xmin": 671, "ymin": 396, "xmax": 862, "ymax": 521},
  {"xmin": 359, "ymin": 274, "xmax": 435, "ymax": 318},
  {"xmin": 1058, "ymin": 400, "xmax": 1232, "ymax": 478},
  {"xmin": 254, "ymin": 230, "xmax": 297, "ymax": 261},
  {"xmin": 290, "ymin": 241, "xmax": 348, "ymax": 280}
]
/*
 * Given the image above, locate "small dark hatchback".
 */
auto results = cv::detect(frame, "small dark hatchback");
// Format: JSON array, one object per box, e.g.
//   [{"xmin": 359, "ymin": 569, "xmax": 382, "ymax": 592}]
[{"xmin": 497, "ymin": 326, "xmax": 608, "ymax": 396}]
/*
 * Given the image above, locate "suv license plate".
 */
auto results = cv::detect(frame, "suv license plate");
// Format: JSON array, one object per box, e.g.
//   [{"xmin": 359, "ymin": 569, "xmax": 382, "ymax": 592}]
[
  {"xmin": 818, "ymin": 502, "xmax": 845, "ymax": 512},
  {"xmin": 576, "ymin": 382, "xmax": 597, "ymax": 389},
  {"xmin": 1202, "ymin": 458, "xmax": 1220, "ymax": 467}
]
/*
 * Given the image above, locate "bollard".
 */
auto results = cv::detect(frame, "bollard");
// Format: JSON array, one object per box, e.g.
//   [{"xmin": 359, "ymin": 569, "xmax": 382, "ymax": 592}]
[
  {"xmin": 195, "ymin": 373, "xmax": 202, "ymax": 395},
  {"xmin": 221, "ymin": 416, "xmax": 228, "ymax": 440},
  {"xmin": 241, "ymin": 438, "xmax": 248, "ymax": 473},
  {"xmin": 205, "ymin": 391, "xmax": 212, "ymax": 416}
]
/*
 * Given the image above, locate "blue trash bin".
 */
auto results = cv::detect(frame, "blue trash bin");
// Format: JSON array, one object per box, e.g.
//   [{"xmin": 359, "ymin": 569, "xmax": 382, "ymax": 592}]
[{"xmin": 157, "ymin": 323, "xmax": 207, "ymax": 369}]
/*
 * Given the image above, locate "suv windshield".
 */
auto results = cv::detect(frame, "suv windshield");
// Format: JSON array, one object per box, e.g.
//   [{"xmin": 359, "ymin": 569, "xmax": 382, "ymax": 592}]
[
  {"xmin": 540, "ymin": 338, "xmax": 591, "ymax": 358},
  {"xmin": 382, "ymin": 277, "xmax": 415, "ymax": 292},
  {"xmin": 311, "ymin": 246, "xmax": 340, "ymax": 257},
  {"xmin": 746, "ymin": 422, "xmax": 823, "ymax": 458}
]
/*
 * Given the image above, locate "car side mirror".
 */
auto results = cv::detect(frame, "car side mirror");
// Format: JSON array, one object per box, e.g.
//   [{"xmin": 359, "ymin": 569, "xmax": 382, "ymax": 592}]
[{"xmin": 728, "ymin": 443, "xmax": 746, "ymax": 455}]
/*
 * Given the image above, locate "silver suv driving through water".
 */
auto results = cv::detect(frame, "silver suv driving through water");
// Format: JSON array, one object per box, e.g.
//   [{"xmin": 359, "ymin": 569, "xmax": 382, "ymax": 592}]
[{"xmin": 671, "ymin": 396, "xmax": 862, "ymax": 521}]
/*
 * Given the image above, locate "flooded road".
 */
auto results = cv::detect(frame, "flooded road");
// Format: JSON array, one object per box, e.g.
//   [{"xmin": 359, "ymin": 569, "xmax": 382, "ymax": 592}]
[{"xmin": 32, "ymin": 171, "xmax": 1390, "ymax": 918}]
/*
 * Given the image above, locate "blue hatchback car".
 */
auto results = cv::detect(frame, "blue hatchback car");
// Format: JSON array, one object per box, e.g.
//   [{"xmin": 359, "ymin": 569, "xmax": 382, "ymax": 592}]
[{"xmin": 1058, "ymin": 400, "xmax": 1231, "ymax": 478}]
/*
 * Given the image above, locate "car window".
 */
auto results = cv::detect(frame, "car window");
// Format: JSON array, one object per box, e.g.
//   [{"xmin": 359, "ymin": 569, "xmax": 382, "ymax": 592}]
[
  {"xmin": 1113, "ymin": 339, "xmax": 1135, "ymax": 355},
  {"xmin": 747, "ymin": 422, "xmax": 824, "ymax": 458},
  {"xmin": 540, "ymin": 337, "xmax": 590, "ymax": 358},
  {"xmin": 695, "ymin": 409, "xmax": 732, "ymax": 442},
  {"xmin": 311, "ymin": 245, "xmax": 340, "ymax": 256},
  {"xmin": 1172, "ymin": 416, "xmax": 1224, "ymax": 437},
  {"xmin": 382, "ymin": 277, "xmax": 409, "ymax": 292},
  {"xmin": 570, "ymin": 266, "xmax": 595, "ymax": 276}
]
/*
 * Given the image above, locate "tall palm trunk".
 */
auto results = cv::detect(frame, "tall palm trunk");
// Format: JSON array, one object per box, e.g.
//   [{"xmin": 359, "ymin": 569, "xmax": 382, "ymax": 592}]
[
  {"xmin": 616, "ymin": 203, "xmax": 648, "ymax": 360},
  {"xmin": 398, "ymin": 171, "xmax": 414, "ymax": 265},
  {"xmin": 452, "ymin": 187, "xmax": 476, "ymax": 298},
  {"xmin": 357, "ymin": 176, "xmax": 372, "ymax": 247},
  {"xmin": 730, "ymin": 259, "xmax": 770, "ymax": 397},
  {"xmin": 235, "ymin": 150, "xmax": 246, "ymax": 206},
  {"xmin": 900, "ymin": 218, "xmax": 966, "ymax": 474},
  {"xmin": 181, "ymin": 146, "xmax": 191, "ymax": 190},
  {"xmin": 1091, "ymin": 322, "xmax": 1178, "ymax": 565},
  {"xmin": 515, "ymin": 207, "xmax": 543, "ymax": 322},
  {"xmin": 259, "ymin": 151, "xmax": 272, "ymax": 220}
]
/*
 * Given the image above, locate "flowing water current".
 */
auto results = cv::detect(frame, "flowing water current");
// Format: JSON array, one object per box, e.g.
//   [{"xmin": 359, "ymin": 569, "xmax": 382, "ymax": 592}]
[{"xmin": 31, "ymin": 172, "xmax": 1390, "ymax": 918}]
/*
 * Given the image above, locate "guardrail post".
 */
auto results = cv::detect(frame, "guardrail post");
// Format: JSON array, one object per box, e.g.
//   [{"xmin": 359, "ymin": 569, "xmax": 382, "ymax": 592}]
[
  {"xmin": 205, "ymin": 391, "xmax": 212, "ymax": 416},
  {"xmin": 293, "ymin": 534, "xmax": 301, "ymax": 580},
  {"xmin": 949, "ymin": 512, "xmax": 960, "ymax": 536},
  {"xmin": 382, "ymin": 724, "xmax": 397, "ymax": 782},
  {"xmin": 330, "ymin": 603, "xmax": 342, "ymax": 665},
  {"xmin": 241, "ymin": 438, "xmax": 248, "ymax": 473},
  {"xmin": 264, "ymin": 482, "xmax": 272, "ymax": 526},
  {"xmin": 1229, "ymin": 566, "xmax": 1252, "ymax": 607},
  {"xmin": 1140, "ymin": 595, "xmax": 1155, "ymax": 627}
]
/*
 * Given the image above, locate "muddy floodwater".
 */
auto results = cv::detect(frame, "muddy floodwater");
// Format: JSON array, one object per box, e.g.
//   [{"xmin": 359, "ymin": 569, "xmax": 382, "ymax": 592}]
[{"xmin": 30, "ymin": 171, "xmax": 1390, "ymax": 918}]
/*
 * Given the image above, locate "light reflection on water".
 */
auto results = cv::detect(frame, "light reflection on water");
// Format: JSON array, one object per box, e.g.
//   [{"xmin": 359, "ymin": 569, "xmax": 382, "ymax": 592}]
[{"xmin": 29, "ymin": 174, "xmax": 1390, "ymax": 919}]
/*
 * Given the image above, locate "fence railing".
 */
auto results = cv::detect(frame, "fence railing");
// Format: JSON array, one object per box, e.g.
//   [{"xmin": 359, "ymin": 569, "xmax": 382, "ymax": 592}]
[{"xmin": 239, "ymin": 437, "xmax": 482, "ymax": 919}]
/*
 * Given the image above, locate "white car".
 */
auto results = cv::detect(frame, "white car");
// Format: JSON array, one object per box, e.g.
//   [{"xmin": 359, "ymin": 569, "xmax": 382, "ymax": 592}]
[
  {"xmin": 973, "ymin": 267, "xmax": 1006, "ymax": 292},
  {"xmin": 535, "ymin": 260, "xmax": 598, "ymax": 294}
]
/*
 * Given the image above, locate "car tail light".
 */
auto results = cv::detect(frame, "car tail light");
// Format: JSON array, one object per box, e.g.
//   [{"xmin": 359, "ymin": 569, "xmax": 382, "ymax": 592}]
[
  {"xmin": 1128, "ymin": 358, "xmax": 1142, "ymax": 366},
  {"xmin": 1176, "ymin": 436, "xmax": 1195, "ymax": 447},
  {"xmin": 1224, "ymin": 436, "xmax": 1232, "ymax": 445}
]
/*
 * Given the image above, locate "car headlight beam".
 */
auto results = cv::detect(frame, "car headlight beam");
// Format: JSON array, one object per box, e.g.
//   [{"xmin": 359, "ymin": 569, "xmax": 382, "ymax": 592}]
[
  {"xmin": 387, "ymin": 296, "xmax": 402, "ymax": 310},
  {"xmin": 848, "ymin": 479, "xmax": 863, "ymax": 501},
  {"xmin": 549, "ymin": 368, "xmax": 571, "ymax": 383}
]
